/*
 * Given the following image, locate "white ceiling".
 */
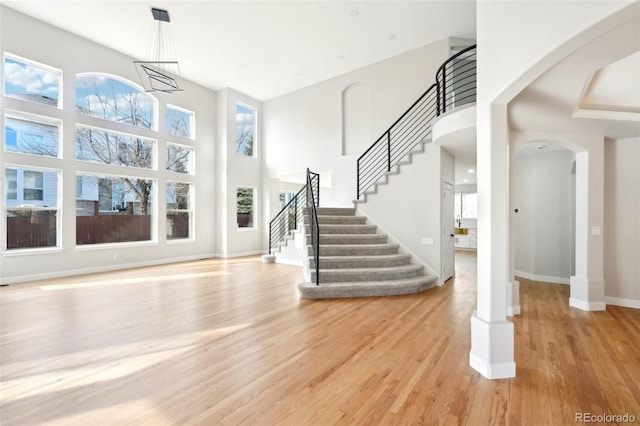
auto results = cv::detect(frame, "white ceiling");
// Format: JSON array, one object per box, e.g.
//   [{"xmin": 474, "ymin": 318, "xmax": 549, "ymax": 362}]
[{"xmin": 2, "ymin": 1, "xmax": 476, "ymax": 101}]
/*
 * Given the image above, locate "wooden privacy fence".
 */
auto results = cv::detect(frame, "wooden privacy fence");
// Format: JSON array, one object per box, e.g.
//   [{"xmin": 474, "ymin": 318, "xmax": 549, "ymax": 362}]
[
  {"xmin": 6, "ymin": 214, "xmax": 57, "ymax": 249},
  {"xmin": 7, "ymin": 213, "xmax": 189, "ymax": 248},
  {"xmin": 76, "ymin": 215, "xmax": 151, "ymax": 244}
]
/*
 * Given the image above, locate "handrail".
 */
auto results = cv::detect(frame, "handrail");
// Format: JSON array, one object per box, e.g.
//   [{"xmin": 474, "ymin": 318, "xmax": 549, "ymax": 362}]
[
  {"xmin": 268, "ymin": 183, "xmax": 307, "ymax": 255},
  {"xmin": 436, "ymin": 44, "xmax": 477, "ymax": 115},
  {"xmin": 267, "ymin": 168, "xmax": 320, "ymax": 284},
  {"xmin": 356, "ymin": 44, "xmax": 476, "ymax": 200},
  {"xmin": 306, "ymin": 168, "xmax": 320, "ymax": 285}
]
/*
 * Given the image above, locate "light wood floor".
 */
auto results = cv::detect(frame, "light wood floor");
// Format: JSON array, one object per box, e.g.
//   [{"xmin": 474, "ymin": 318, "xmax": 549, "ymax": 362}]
[{"xmin": 1, "ymin": 252, "xmax": 638, "ymax": 425}]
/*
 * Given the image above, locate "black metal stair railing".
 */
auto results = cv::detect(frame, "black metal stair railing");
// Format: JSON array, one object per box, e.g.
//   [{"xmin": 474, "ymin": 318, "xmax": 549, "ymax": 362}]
[
  {"xmin": 356, "ymin": 44, "xmax": 476, "ymax": 200},
  {"xmin": 305, "ymin": 168, "xmax": 320, "ymax": 285},
  {"xmin": 267, "ymin": 169, "xmax": 320, "ymax": 284},
  {"xmin": 436, "ymin": 44, "xmax": 477, "ymax": 115}
]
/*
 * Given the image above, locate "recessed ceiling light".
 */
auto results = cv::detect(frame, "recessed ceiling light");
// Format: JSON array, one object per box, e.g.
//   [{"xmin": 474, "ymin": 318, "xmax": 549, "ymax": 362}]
[
  {"xmin": 350, "ymin": 10, "xmax": 359, "ymax": 17},
  {"xmin": 536, "ymin": 144, "xmax": 546, "ymax": 150},
  {"xmin": 468, "ymin": 169, "xmax": 475, "ymax": 173},
  {"xmin": 337, "ymin": 54, "xmax": 345, "ymax": 60},
  {"xmin": 464, "ymin": 179, "xmax": 469, "ymax": 183}
]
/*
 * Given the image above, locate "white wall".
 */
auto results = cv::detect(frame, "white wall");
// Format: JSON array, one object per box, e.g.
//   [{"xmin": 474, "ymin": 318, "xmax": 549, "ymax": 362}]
[
  {"xmin": 513, "ymin": 149, "xmax": 575, "ymax": 284},
  {"xmin": 356, "ymin": 145, "xmax": 453, "ymax": 282},
  {"xmin": 604, "ymin": 137, "xmax": 640, "ymax": 307},
  {"xmin": 0, "ymin": 7, "xmax": 217, "ymax": 283},
  {"xmin": 216, "ymin": 88, "xmax": 264, "ymax": 257},
  {"xmin": 263, "ymin": 39, "xmax": 450, "ymax": 206}
]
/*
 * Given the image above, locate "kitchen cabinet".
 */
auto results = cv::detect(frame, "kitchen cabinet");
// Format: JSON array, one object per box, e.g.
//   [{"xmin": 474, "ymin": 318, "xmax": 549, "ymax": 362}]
[{"xmin": 454, "ymin": 228, "xmax": 477, "ymax": 250}]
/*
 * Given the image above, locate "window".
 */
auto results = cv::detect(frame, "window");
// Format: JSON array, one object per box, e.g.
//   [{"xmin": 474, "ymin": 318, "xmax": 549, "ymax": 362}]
[
  {"xmin": 166, "ymin": 105, "xmax": 194, "ymax": 139},
  {"xmin": 75, "ymin": 173, "xmax": 154, "ymax": 245},
  {"xmin": 166, "ymin": 182, "xmax": 192, "ymax": 240},
  {"xmin": 5, "ymin": 169, "xmax": 17, "ymax": 200},
  {"xmin": 23, "ymin": 171, "xmax": 44, "ymax": 201},
  {"xmin": 4, "ymin": 113, "xmax": 61, "ymax": 157},
  {"xmin": 3, "ymin": 55, "xmax": 61, "ymax": 108},
  {"xmin": 5, "ymin": 166, "xmax": 59, "ymax": 249},
  {"xmin": 167, "ymin": 143, "xmax": 193, "ymax": 174},
  {"xmin": 75, "ymin": 126, "xmax": 155, "ymax": 169},
  {"xmin": 75, "ymin": 73, "xmax": 156, "ymax": 129},
  {"xmin": 237, "ymin": 187, "xmax": 254, "ymax": 228},
  {"xmin": 5, "ymin": 127, "xmax": 17, "ymax": 150},
  {"xmin": 235, "ymin": 103, "xmax": 256, "ymax": 156},
  {"xmin": 454, "ymin": 192, "xmax": 478, "ymax": 219}
]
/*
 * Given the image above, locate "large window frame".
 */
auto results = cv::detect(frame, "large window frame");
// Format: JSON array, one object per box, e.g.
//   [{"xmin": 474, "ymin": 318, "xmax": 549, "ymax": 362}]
[{"xmin": 2, "ymin": 54, "xmax": 200, "ymax": 254}]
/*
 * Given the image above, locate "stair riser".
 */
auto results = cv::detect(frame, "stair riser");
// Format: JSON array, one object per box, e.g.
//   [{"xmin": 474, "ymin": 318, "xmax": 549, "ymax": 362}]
[
  {"xmin": 317, "ymin": 225, "xmax": 377, "ymax": 235},
  {"xmin": 317, "ymin": 216, "xmax": 367, "ymax": 225},
  {"xmin": 315, "ymin": 246, "xmax": 400, "ymax": 256},
  {"xmin": 311, "ymin": 268, "xmax": 424, "ymax": 283},
  {"xmin": 304, "ymin": 207, "xmax": 356, "ymax": 216},
  {"xmin": 306, "ymin": 235, "xmax": 387, "ymax": 245},
  {"xmin": 309, "ymin": 256, "xmax": 411, "ymax": 269}
]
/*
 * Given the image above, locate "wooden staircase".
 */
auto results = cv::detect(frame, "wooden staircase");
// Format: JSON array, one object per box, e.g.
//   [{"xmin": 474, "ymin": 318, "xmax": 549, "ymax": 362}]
[{"xmin": 298, "ymin": 207, "xmax": 437, "ymax": 299}]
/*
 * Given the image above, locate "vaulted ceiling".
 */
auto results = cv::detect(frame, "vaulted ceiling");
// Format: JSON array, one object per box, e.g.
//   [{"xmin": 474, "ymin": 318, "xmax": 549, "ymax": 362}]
[{"xmin": 2, "ymin": 1, "xmax": 476, "ymax": 101}]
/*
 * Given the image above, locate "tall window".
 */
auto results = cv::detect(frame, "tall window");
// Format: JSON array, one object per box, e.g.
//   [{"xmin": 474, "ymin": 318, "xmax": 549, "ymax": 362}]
[
  {"xmin": 166, "ymin": 182, "xmax": 192, "ymax": 240},
  {"xmin": 75, "ymin": 173, "xmax": 154, "ymax": 245},
  {"xmin": 3, "ymin": 55, "xmax": 61, "ymax": 108},
  {"xmin": 235, "ymin": 103, "xmax": 256, "ymax": 156},
  {"xmin": 4, "ymin": 112, "xmax": 61, "ymax": 157},
  {"xmin": 4, "ymin": 166, "xmax": 59, "ymax": 249},
  {"xmin": 75, "ymin": 73, "xmax": 156, "ymax": 129},
  {"xmin": 237, "ymin": 187, "xmax": 255, "ymax": 228},
  {"xmin": 166, "ymin": 105, "xmax": 194, "ymax": 139}
]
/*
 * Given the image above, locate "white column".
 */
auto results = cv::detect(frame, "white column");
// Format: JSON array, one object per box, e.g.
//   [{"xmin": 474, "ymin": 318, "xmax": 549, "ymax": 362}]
[
  {"xmin": 570, "ymin": 149, "xmax": 606, "ymax": 311},
  {"xmin": 470, "ymin": 103, "xmax": 516, "ymax": 379}
]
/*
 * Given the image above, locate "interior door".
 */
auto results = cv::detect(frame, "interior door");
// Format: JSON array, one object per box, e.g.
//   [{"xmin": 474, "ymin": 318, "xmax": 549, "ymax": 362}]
[{"xmin": 442, "ymin": 182, "xmax": 455, "ymax": 282}]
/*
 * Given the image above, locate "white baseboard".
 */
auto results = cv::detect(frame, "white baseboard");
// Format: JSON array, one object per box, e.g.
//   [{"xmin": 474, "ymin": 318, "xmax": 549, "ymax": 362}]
[
  {"xmin": 515, "ymin": 270, "xmax": 570, "ymax": 285},
  {"xmin": 214, "ymin": 250, "xmax": 266, "ymax": 259},
  {"xmin": 605, "ymin": 296, "xmax": 640, "ymax": 309},
  {"xmin": 569, "ymin": 298, "xmax": 607, "ymax": 311},
  {"xmin": 1, "ymin": 252, "xmax": 218, "ymax": 285},
  {"xmin": 274, "ymin": 258, "xmax": 303, "ymax": 267}
]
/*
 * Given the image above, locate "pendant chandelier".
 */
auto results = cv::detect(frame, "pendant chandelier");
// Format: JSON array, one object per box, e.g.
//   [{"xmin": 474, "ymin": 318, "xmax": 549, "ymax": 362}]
[{"xmin": 134, "ymin": 7, "xmax": 183, "ymax": 93}]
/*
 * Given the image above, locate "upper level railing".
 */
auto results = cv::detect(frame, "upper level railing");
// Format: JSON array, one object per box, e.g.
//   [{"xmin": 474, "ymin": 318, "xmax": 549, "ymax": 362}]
[
  {"xmin": 436, "ymin": 44, "xmax": 477, "ymax": 115},
  {"xmin": 357, "ymin": 45, "xmax": 476, "ymax": 199}
]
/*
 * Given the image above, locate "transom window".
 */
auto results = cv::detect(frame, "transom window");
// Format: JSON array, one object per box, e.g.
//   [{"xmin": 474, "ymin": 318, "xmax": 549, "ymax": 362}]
[
  {"xmin": 3, "ymin": 55, "xmax": 61, "ymax": 108},
  {"xmin": 4, "ymin": 112, "xmax": 61, "ymax": 157},
  {"xmin": 166, "ymin": 105, "xmax": 195, "ymax": 139},
  {"xmin": 75, "ymin": 73, "xmax": 156, "ymax": 129}
]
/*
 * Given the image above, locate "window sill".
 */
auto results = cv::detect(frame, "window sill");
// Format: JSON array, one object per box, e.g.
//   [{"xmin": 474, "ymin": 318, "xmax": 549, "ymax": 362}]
[
  {"xmin": 75, "ymin": 240, "xmax": 158, "ymax": 251},
  {"xmin": 3, "ymin": 247, "xmax": 64, "ymax": 257}
]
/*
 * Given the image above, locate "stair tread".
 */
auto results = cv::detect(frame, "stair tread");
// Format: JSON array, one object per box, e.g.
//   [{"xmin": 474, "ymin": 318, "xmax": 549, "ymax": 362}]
[
  {"xmin": 314, "ymin": 254, "xmax": 410, "ymax": 260},
  {"xmin": 314, "ymin": 264, "xmax": 423, "ymax": 273},
  {"xmin": 306, "ymin": 275, "xmax": 436, "ymax": 287}
]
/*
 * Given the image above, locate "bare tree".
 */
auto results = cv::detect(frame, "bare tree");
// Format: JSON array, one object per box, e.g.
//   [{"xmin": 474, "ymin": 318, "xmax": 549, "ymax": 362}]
[{"xmin": 76, "ymin": 77, "xmax": 155, "ymax": 213}]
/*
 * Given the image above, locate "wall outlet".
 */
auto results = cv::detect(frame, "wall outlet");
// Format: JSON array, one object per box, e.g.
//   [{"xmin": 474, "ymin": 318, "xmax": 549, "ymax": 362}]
[{"xmin": 421, "ymin": 238, "xmax": 434, "ymax": 246}]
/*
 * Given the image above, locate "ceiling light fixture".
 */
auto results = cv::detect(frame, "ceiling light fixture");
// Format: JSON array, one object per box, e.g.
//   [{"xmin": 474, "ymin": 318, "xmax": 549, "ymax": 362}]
[
  {"xmin": 134, "ymin": 7, "xmax": 183, "ymax": 93},
  {"xmin": 536, "ymin": 144, "xmax": 546, "ymax": 150},
  {"xmin": 468, "ymin": 168, "xmax": 475, "ymax": 173}
]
